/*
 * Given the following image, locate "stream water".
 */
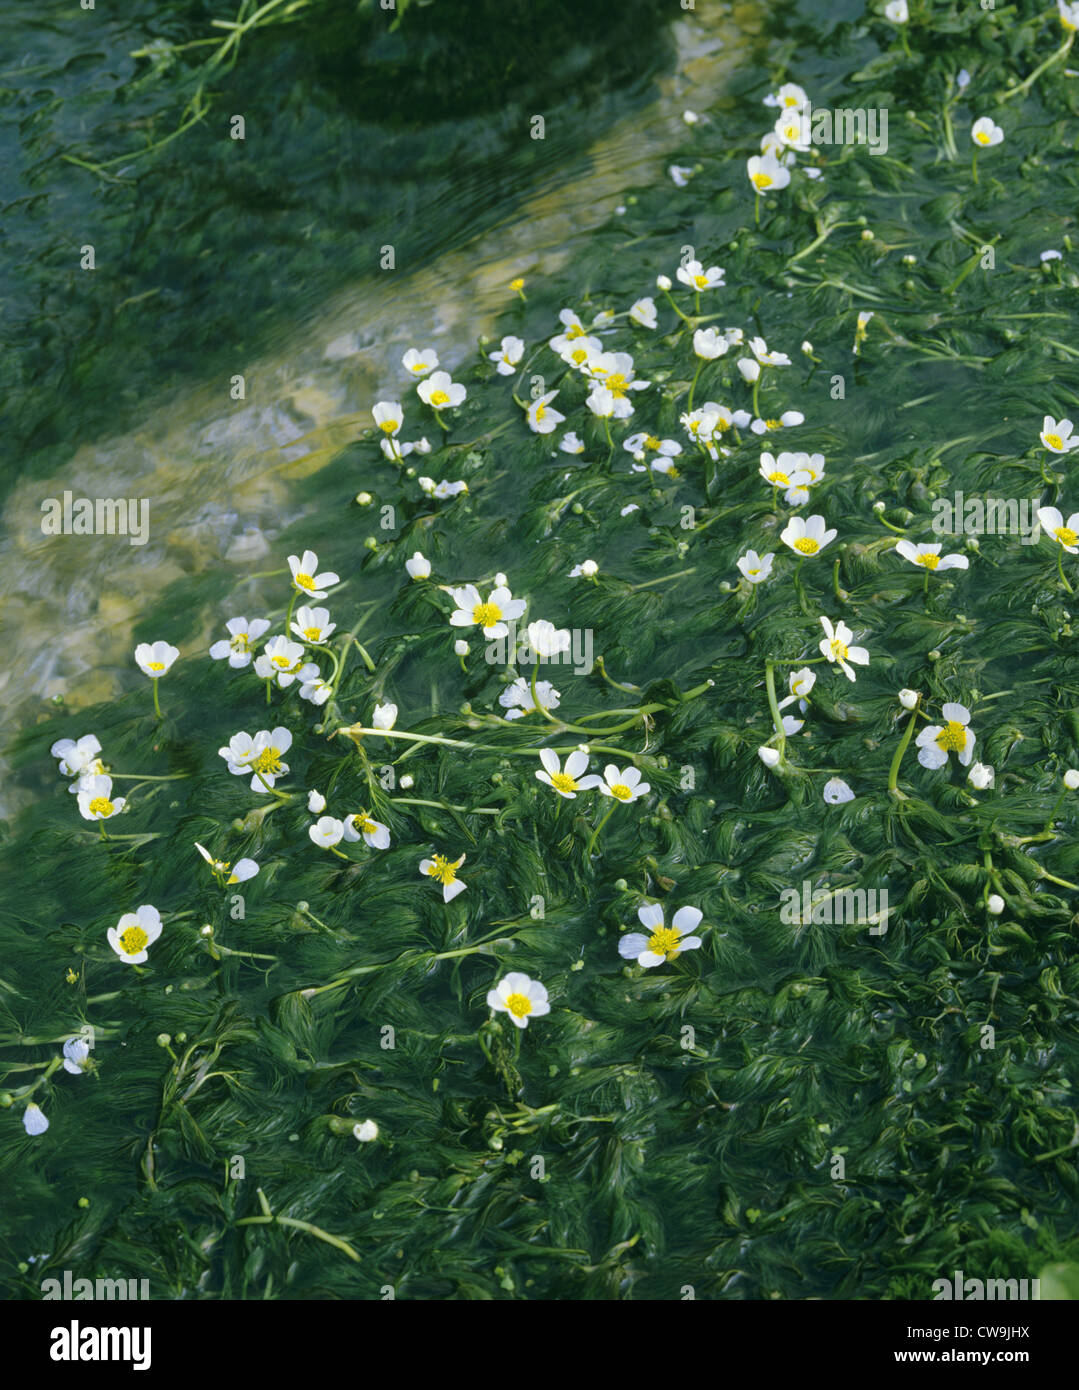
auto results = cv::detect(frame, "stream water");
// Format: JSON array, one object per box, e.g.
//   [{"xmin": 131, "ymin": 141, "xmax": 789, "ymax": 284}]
[{"xmin": 1, "ymin": 0, "xmax": 760, "ymax": 819}]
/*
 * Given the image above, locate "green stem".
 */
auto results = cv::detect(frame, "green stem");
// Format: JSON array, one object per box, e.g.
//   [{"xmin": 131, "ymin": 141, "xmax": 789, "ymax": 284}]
[
  {"xmin": 152, "ymin": 679, "xmax": 162, "ymax": 720},
  {"xmin": 585, "ymin": 803, "xmax": 618, "ymax": 857},
  {"xmin": 764, "ymin": 661, "xmax": 786, "ymax": 759},
  {"xmin": 888, "ymin": 696, "xmax": 921, "ymax": 795},
  {"xmin": 1057, "ymin": 545, "xmax": 1074, "ymax": 595}
]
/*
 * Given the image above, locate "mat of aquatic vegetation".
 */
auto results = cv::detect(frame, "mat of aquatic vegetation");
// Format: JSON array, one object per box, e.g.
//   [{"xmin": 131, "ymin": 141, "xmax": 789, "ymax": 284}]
[{"xmin": 5, "ymin": 0, "xmax": 1079, "ymax": 1299}]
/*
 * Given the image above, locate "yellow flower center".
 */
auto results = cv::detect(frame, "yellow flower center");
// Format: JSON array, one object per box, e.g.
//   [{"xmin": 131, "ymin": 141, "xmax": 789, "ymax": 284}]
[
  {"xmin": 915, "ymin": 553, "xmax": 940, "ymax": 569},
  {"xmin": 766, "ymin": 470, "xmax": 791, "ymax": 485},
  {"xmin": 302, "ymin": 626, "xmax": 322, "ymax": 641},
  {"xmin": 535, "ymin": 403, "xmax": 547, "ymax": 421},
  {"xmin": 353, "ymin": 815, "xmax": 377, "ymax": 835},
  {"xmin": 272, "ymin": 655, "xmax": 292, "ymax": 668},
  {"xmin": 379, "ymin": 419, "xmax": 399, "ymax": 434},
  {"xmin": 609, "ymin": 782, "xmax": 634, "ymax": 801},
  {"xmin": 88, "ymin": 796, "xmax": 114, "ymax": 817},
  {"xmin": 119, "ymin": 926, "xmax": 148, "ymax": 955},
  {"xmin": 752, "ymin": 172, "xmax": 773, "ymax": 189},
  {"xmin": 429, "ymin": 389, "xmax": 450, "ymax": 407},
  {"xmin": 646, "ymin": 926, "xmax": 681, "ymax": 958},
  {"xmin": 567, "ymin": 324, "xmax": 585, "ymax": 339},
  {"xmin": 1046, "ymin": 433, "xmax": 1064, "ymax": 450},
  {"xmin": 693, "ymin": 274, "xmax": 709, "ymax": 288},
  {"xmin": 747, "ymin": 567, "xmax": 761, "ymax": 577},
  {"xmin": 606, "ymin": 373, "xmax": 628, "ymax": 396},
  {"xmin": 294, "ymin": 572, "xmax": 316, "ymax": 591},
  {"xmin": 936, "ymin": 721, "xmax": 967, "ymax": 752},
  {"xmin": 472, "ymin": 601, "xmax": 502, "ymax": 627},
  {"xmin": 645, "ymin": 435, "xmax": 661, "ymax": 450},
  {"xmin": 975, "ymin": 131, "xmax": 991, "ymax": 145},
  {"xmin": 146, "ymin": 661, "xmax": 165, "ymax": 672},
  {"xmin": 504, "ymin": 991, "xmax": 533, "ymax": 1019},
  {"xmin": 230, "ymin": 634, "xmax": 250, "ymax": 651},
  {"xmin": 510, "ymin": 278, "xmax": 524, "ymax": 291},
  {"xmin": 1055, "ymin": 526, "xmax": 1077, "ymax": 546},
  {"xmin": 251, "ymin": 748, "xmax": 282, "ymax": 775},
  {"xmin": 765, "ymin": 418, "xmax": 782, "ymax": 429},
  {"xmin": 427, "ymin": 855, "xmax": 458, "ymax": 885},
  {"xmin": 793, "ymin": 537, "xmax": 820, "ymax": 554},
  {"xmin": 828, "ymin": 639, "xmax": 849, "ymax": 662},
  {"xmin": 550, "ymin": 772, "xmax": 578, "ymax": 793}
]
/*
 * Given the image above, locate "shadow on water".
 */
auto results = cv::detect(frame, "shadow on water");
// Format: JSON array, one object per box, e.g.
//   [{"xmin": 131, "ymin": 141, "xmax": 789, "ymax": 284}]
[{"xmin": 1, "ymin": 0, "xmax": 763, "ymax": 817}]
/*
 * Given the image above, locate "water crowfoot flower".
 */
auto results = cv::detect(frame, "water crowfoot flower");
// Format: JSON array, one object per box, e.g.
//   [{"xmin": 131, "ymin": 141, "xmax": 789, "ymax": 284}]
[
  {"xmin": 916, "ymin": 702, "xmax": 976, "ymax": 769},
  {"xmin": 489, "ymin": 336, "xmax": 524, "ymax": 375},
  {"xmin": 420, "ymin": 852, "xmax": 467, "ymax": 902},
  {"xmin": 499, "ymin": 676, "xmax": 561, "ymax": 719},
  {"xmin": 535, "ymin": 748, "xmax": 602, "ymax": 799},
  {"xmin": 23, "ymin": 1102, "xmax": 49, "ymax": 1136},
  {"xmin": 288, "ymin": 550, "xmax": 340, "ymax": 601},
  {"xmin": 107, "ymin": 905, "xmax": 162, "ymax": 964},
  {"xmin": 309, "ymin": 816, "xmax": 345, "ymax": 850},
  {"xmin": 736, "ymin": 550, "xmax": 775, "ymax": 584},
  {"xmin": 210, "ymin": 617, "xmax": 271, "ymax": 668},
  {"xmin": 290, "ymin": 606, "xmax": 336, "ymax": 645},
  {"xmin": 819, "ymin": 617, "xmax": 870, "ymax": 682},
  {"xmin": 77, "ymin": 773, "xmax": 125, "ymax": 823},
  {"xmin": 342, "ymin": 812, "xmax": 391, "ymax": 849},
  {"xmin": 618, "ymin": 904, "xmax": 704, "ymax": 967},
  {"xmin": 449, "ymin": 584, "xmax": 526, "ymax": 639},
  {"xmin": 781, "ymin": 515, "xmax": 837, "ymax": 558},
  {"xmin": 405, "ymin": 552, "xmax": 431, "ymax": 579},
  {"xmin": 596, "ymin": 764, "xmax": 650, "ymax": 803},
  {"xmin": 487, "ymin": 973, "xmax": 550, "ymax": 1029},
  {"xmin": 134, "ymin": 641, "xmax": 179, "ymax": 718},
  {"xmin": 63, "ymin": 1037, "xmax": 91, "ymax": 1074},
  {"xmin": 894, "ymin": 541, "xmax": 969, "ymax": 574},
  {"xmin": 823, "ymin": 778, "xmax": 855, "ymax": 804},
  {"xmin": 402, "ymin": 347, "xmax": 439, "ymax": 377},
  {"xmin": 195, "ymin": 843, "xmax": 258, "ymax": 884},
  {"xmin": 255, "ymin": 636, "xmax": 307, "ymax": 688},
  {"xmin": 52, "ymin": 734, "xmax": 103, "ymax": 779},
  {"xmin": 418, "ymin": 370, "xmax": 466, "ymax": 415}
]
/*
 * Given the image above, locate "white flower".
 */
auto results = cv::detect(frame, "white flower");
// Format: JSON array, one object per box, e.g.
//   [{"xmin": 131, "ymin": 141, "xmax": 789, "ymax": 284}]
[
  {"xmin": 218, "ymin": 727, "xmax": 293, "ymax": 792},
  {"xmin": 420, "ymin": 851, "xmax": 467, "ymax": 902},
  {"xmin": 676, "ymin": 259, "xmax": 725, "ymax": 292},
  {"xmin": 894, "ymin": 541, "xmax": 969, "ymax": 572},
  {"xmin": 899, "ymin": 689, "xmax": 920, "ymax": 710},
  {"xmin": 288, "ymin": 550, "xmax": 340, "ymax": 600},
  {"xmin": 353, "ymin": 1120, "xmax": 379, "ymax": 1142},
  {"xmin": 818, "ymin": 616, "xmax": 870, "ymax": 682},
  {"xmin": 560, "ymin": 431, "xmax": 586, "ymax": 454},
  {"xmin": 134, "ymin": 641, "xmax": 179, "ymax": 678},
  {"xmin": 107, "ymin": 905, "xmax": 162, "ymax": 965},
  {"xmin": 63, "ymin": 1037, "xmax": 91, "ymax": 1075},
  {"xmin": 309, "ymin": 816, "xmax": 345, "ymax": 848},
  {"xmin": 596, "ymin": 764, "xmax": 650, "ymax": 803},
  {"xmin": 449, "ymin": 583, "xmax": 527, "ymax": 639},
  {"xmin": 693, "ymin": 327, "xmax": 728, "ymax": 360},
  {"xmin": 586, "ymin": 385, "xmax": 616, "ymax": 418},
  {"xmin": 618, "ymin": 904, "xmax": 703, "ymax": 967},
  {"xmin": 526, "ymin": 391, "xmax": 564, "ymax": 434},
  {"xmin": 751, "ymin": 410, "xmax": 805, "ymax": 434},
  {"xmin": 765, "ymin": 82, "xmax": 810, "ymax": 111},
  {"xmin": 422, "ymin": 478, "xmax": 468, "ymax": 499},
  {"xmin": 823, "ymin": 777, "xmax": 855, "ymax": 804},
  {"xmin": 683, "ymin": 109, "xmax": 700, "ymax": 124},
  {"xmin": 210, "ymin": 617, "xmax": 271, "ymax": 668},
  {"xmin": 486, "ymin": 972, "xmax": 550, "ymax": 1029},
  {"xmin": 737, "ymin": 549, "xmax": 774, "ymax": 584},
  {"xmin": 290, "ymin": 605, "xmax": 336, "ymax": 644},
  {"xmin": 1040, "ymin": 418, "xmax": 1079, "ymax": 454},
  {"xmin": 52, "ymin": 734, "xmax": 103, "ymax": 779},
  {"xmin": 77, "ymin": 773, "xmax": 125, "ymax": 822},
  {"xmin": 298, "ymin": 666, "xmax": 332, "ymax": 705},
  {"xmin": 971, "ymin": 116, "xmax": 1004, "ymax": 148},
  {"xmin": 760, "ymin": 452, "xmax": 812, "ymax": 490},
  {"xmin": 781, "ymin": 514, "xmax": 837, "ymax": 557},
  {"xmin": 773, "ymin": 108, "xmax": 810, "ymax": 152},
  {"xmin": 625, "ymin": 432, "xmax": 681, "ymax": 460},
  {"xmin": 758, "ymin": 746, "xmax": 781, "ymax": 768},
  {"xmin": 916, "ymin": 702, "xmax": 976, "ymax": 769},
  {"xmin": 405, "ymin": 551, "xmax": 431, "ymax": 580},
  {"xmin": 254, "ymin": 635, "xmax": 307, "ymax": 687},
  {"xmin": 454, "ymin": 640, "xmax": 470, "ymax": 658},
  {"xmin": 195, "ymin": 842, "xmax": 258, "ymax": 884},
  {"xmin": 1061, "ymin": 1, "xmax": 1079, "ymax": 32},
  {"xmin": 372, "ymin": 702, "xmax": 398, "ymax": 731},
  {"xmin": 1042, "ymin": 249, "xmax": 1063, "ymax": 262},
  {"xmin": 418, "ymin": 370, "xmax": 466, "ymax": 410},
  {"xmin": 569, "ymin": 559, "xmax": 598, "ymax": 578},
  {"xmin": 737, "ymin": 356, "xmax": 761, "ymax": 383},
  {"xmin": 526, "ymin": 620, "xmax": 570, "ymax": 659},
  {"xmin": 987, "ymin": 894, "xmax": 1005, "ymax": 915},
  {"xmin": 748, "ymin": 336, "xmax": 791, "ymax": 368},
  {"xmin": 656, "ymin": 274, "xmax": 672, "ymax": 292},
  {"xmin": 747, "ymin": 152, "xmax": 791, "ymax": 193},
  {"xmin": 968, "ymin": 762, "xmax": 995, "ymax": 790},
  {"xmin": 535, "ymin": 748, "xmax": 602, "ymax": 799},
  {"xmin": 1037, "ymin": 506, "xmax": 1079, "ymax": 552},
  {"xmin": 1064, "ymin": 769, "xmax": 1079, "ymax": 790},
  {"xmin": 499, "ymin": 676, "xmax": 560, "ymax": 719},
  {"xmin": 342, "ymin": 811, "xmax": 391, "ymax": 849},
  {"xmin": 23, "ymin": 1102, "xmax": 49, "ymax": 1136},
  {"xmin": 629, "ymin": 297, "xmax": 658, "ymax": 329},
  {"xmin": 884, "ymin": 0, "xmax": 908, "ymax": 22},
  {"xmin": 489, "ymin": 336, "xmax": 524, "ymax": 375},
  {"xmin": 308, "ymin": 789, "xmax": 326, "ymax": 813},
  {"xmin": 402, "ymin": 347, "xmax": 439, "ymax": 377},
  {"xmin": 669, "ymin": 164, "xmax": 695, "ymax": 187},
  {"xmin": 372, "ymin": 401, "xmax": 404, "ymax": 437}
]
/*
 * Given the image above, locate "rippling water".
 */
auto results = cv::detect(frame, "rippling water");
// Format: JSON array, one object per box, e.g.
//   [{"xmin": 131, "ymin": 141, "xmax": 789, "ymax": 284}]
[{"xmin": 0, "ymin": 1, "xmax": 759, "ymax": 817}]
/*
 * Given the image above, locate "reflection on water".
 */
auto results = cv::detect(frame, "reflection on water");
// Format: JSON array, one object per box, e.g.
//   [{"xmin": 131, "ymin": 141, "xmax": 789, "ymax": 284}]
[{"xmin": 0, "ymin": 2, "xmax": 760, "ymax": 817}]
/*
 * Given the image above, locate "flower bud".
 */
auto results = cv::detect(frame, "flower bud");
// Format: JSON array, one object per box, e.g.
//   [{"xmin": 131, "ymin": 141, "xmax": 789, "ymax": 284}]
[{"xmin": 987, "ymin": 894, "xmax": 1005, "ymax": 915}]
